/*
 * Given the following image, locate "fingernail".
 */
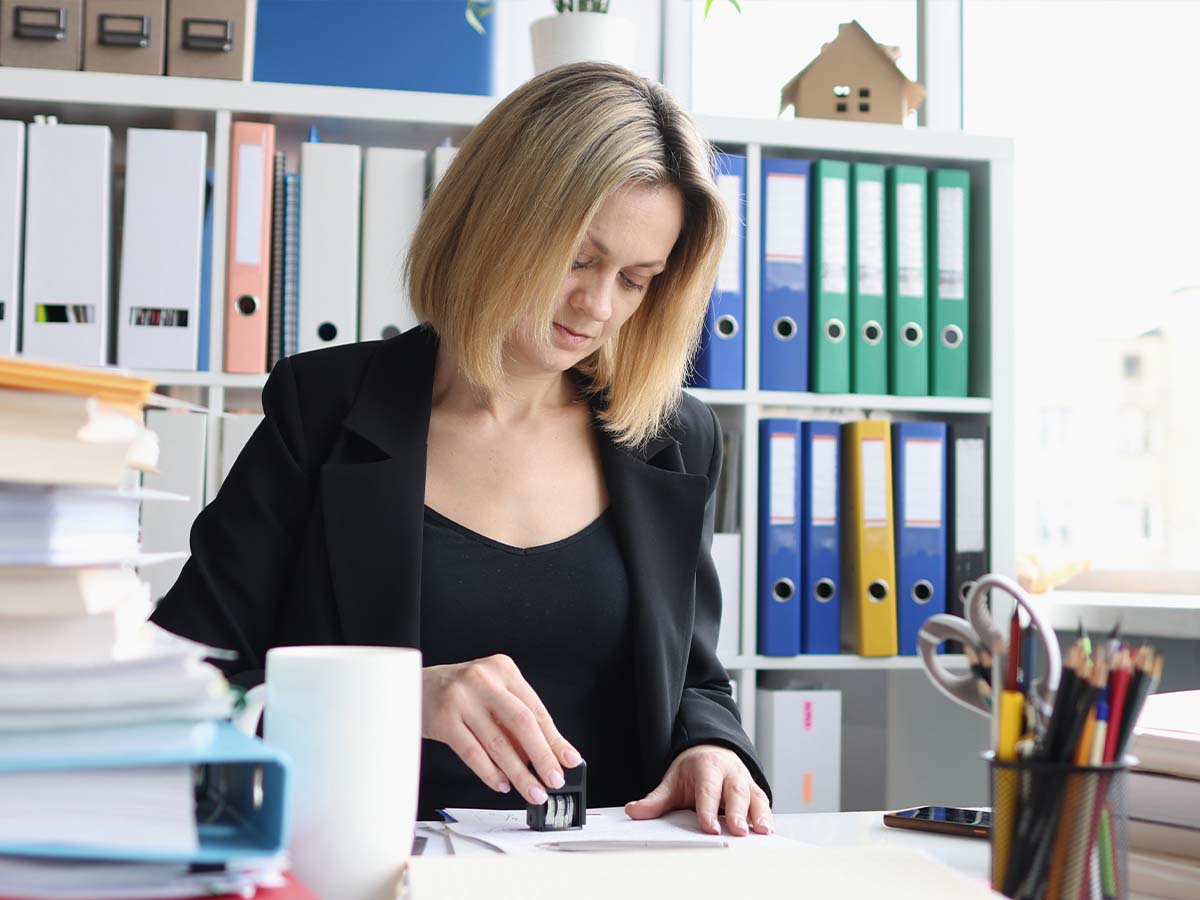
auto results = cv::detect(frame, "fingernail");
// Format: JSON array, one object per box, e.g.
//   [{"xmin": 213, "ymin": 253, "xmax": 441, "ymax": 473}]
[
  {"xmin": 734, "ymin": 817, "xmax": 746, "ymax": 832},
  {"xmin": 564, "ymin": 748, "xmax": 583, "ymax": 766},
  {"xmin": 530, "ymin": 786, "xmax": 548, "ymax": 805},
  {"xmin": 549, "ymin": 770, "xmax": 565, "ymax": 789},
  {"xmin": 495, "ymin": 781, "xmax": 511, "ymax": 793},
  {"xmin": 757, "ymin": 819, "xmax": 773, "ymax": 834}
]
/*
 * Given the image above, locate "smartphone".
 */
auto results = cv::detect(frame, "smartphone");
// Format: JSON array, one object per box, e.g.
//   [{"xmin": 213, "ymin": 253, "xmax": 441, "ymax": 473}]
[{"xmin": 882, "ymin": 806, "xmax": 991, "ymax": 839}]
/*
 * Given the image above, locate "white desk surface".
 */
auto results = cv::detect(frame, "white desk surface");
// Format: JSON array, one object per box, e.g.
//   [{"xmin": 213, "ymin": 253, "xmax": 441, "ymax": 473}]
[{"xmin": 773, "ymin": 811, "xmax": 989, "ymax": 882}]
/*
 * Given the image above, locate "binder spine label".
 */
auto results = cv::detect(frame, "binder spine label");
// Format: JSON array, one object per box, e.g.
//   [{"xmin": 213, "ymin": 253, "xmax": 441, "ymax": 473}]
[
  {"xmin": 896, "ymin": 182, "xmax": 925, "ymax": 297},
  {"xmin": 937, "ymin": 185, "xmax": 966, "ymax": 299},
  {"xmin": 765, "ymin": 173, "xmax": 807, "ymax": 262},
  {"xmin": 903, "ymin": 438, "xmax": 945, "ymax": 528},
  {"xmin": 862, "ymin": 438, "xmax": 888, "ymax": 526},
  {"xmin": 810, "ymin": 434, "xmax": 838, "ymax": 526},
  {"xmin": 954, "ymin": 438, "xmax": 986, "ymax": 552},
  {"xmin": 856, "ymin": 180, "xmax": 884, "ymax": 296},
  {"xmin": 716, "ymin": 173, "xmax": 742, "ymax": 293},
  {"xmin": 820, "ymin": 177, "xmax": 848, "ymax": 294},
  {"xmin": 769, "ymin": 432, "xmax": 798, "ymax": 524}
]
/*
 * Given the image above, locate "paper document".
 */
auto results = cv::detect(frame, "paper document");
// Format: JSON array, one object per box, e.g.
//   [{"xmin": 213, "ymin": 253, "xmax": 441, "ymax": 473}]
[{"xmin": 441, "ymin": 807, "xmax": 803, "ymax": 855}]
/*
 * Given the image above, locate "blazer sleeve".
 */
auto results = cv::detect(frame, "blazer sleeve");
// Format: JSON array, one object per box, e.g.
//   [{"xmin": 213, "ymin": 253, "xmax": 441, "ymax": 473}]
[
  {"xmin": 668, "ymin": 405, "xmax": 773, "ymax": 803},
  {"xmin": 150, "ymin": 357, "xmax": 314, "ymax": 689}
]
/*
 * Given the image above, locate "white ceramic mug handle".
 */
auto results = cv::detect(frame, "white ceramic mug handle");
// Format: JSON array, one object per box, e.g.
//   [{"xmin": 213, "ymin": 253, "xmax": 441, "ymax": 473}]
[{"xmin": 233, "ymin": 683, "xmax": 266, "ymax": 736}]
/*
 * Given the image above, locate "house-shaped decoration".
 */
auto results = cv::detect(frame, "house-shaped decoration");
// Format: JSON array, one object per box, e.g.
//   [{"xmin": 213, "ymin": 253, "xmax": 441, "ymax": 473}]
[{"xmin": 779, "ymin": 20, "xmax": 925, "ymax": 125}]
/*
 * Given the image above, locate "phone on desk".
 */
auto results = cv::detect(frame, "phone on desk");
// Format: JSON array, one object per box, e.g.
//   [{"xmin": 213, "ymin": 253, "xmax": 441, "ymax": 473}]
[{"xmin": 882, "ymin": 806, "xmax": 991, "ymax": 839}]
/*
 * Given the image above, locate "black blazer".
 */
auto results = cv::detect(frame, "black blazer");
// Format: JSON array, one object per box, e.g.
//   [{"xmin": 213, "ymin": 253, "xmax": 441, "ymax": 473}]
[{"xmin": 151, "ymin": 326, "xmax": 770, "ymax": 800}]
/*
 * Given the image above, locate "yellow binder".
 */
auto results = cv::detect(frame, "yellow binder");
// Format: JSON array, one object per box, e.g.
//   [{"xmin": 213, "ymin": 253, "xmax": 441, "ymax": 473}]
[{"xmin": 841, "ymin": 419, "xmax": 899, "ymax": 656}]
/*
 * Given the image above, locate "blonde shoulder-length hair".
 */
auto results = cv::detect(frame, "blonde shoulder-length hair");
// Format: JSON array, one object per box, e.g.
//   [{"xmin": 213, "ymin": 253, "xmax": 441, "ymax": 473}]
[{"xmin": 405, "ymin": 61, "xmax": 729, "ymax": 449}]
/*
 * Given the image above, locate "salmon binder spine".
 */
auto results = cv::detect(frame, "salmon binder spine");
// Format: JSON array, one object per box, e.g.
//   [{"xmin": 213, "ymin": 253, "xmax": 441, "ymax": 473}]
[{"xmin": 223, "ymin": 121, "xmax": 275, "ymax": 374}]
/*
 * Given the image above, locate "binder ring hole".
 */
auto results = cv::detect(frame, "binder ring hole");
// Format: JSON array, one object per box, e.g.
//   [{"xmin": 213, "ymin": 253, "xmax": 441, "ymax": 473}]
[
  {"xmin": 773, "ymin": 316, "xmax": 797, "ymax": 341},
  {"xmin": 960, "ymin": 580, "xmax": 976, "ymax": 602},
  {"xmin": 716, "ymin": 314, "xmax": 739, "ymax": 339},
  {"xmin": 863, "ymin": 321, "xmax": 882, "ymax": 345},
  {"xmin": 382, "ymin": 325, "xmax": 400, "ymax": 340},
  {"xmin": 825, "ymin": 318, "xmax": 846, "ymax": 343},
  {"xmin": 814, "ymin": 578, "xmax": 836, "ymax": 603},
  {"xmin": 317, "ymin": 322, "xmax": 338, "ymax": 342},
  {"xmin": 912, "ymin": 580, "xmax": 934, "ymax": 605},
  {"xmin": 235, "ymin": 295, "xmax": 258, "ymax": 316},
  {"xmin": 867, "ymin": 580, "xmax": 889, "ymax": 602},
  {"xmin": 941, "ymin": 324, "xmax": 963, "ymax": 348},
  {"xmin": 902, "ymin": 323, "xmax": 923, "ymax": 346},
  {"xmin": 772, "ymin": 578, "xmax": 796, "ymax": 603},
  {"xmin": 253, "ymin": 766, "xmax": 265, "ymax": 810}
]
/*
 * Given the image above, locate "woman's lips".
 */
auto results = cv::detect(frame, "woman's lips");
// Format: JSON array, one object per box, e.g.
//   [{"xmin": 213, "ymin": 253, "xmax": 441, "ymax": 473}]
[{"xmin": 553, "ymin": 323, "xmax": 591, "ymax": 347}]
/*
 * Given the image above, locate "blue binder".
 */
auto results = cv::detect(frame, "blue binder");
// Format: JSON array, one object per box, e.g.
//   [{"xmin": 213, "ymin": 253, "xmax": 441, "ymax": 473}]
[
  {"xmin": 196, "ymin": 169, "xmax": 214, "ymax": 371},
  {"xmin": 690, "ymin": 152, "xmax": 746, "ymax": 390},
  {"xmin": 758, "ymin": 418, "xmax": 802, "ymax": 656},
  {"xmin": 0, "ymin": 720, "xmax": 291, "ymax": 863},
  {"xmin": 760, "ymin": 157, "xmax": 810, "ymax": 392},
  {"xmin": 800, "ymin": 421, "xmax": 840, "ymax": 654},
  {"xmin": 892, "ymin": 421, "xmax": 948, "ymax": 655}
]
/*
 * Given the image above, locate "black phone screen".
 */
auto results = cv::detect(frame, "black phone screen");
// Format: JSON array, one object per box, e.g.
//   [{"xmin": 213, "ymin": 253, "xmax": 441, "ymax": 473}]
[{"xmin": 893, "ymin": 806, "xmax": 992, "ymax": 828}]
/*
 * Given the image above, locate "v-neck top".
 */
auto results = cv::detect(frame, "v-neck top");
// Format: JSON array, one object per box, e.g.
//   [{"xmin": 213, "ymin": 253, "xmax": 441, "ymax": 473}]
[{"xmin": 417, "ymin": 504, "xmax": 643, "ymax": 819}]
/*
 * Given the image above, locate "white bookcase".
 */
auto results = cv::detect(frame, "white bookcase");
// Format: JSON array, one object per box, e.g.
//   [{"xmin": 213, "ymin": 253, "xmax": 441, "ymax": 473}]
[{"xmin": 0, "ymin": 67, "xmax": 1014, "ymax": 809}]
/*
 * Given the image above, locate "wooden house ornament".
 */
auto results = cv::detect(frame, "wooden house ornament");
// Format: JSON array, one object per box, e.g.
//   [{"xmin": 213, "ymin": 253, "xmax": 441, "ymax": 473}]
[{"xmin": 779, "ymin": 20, "xmax": 925, "ymax": 125}]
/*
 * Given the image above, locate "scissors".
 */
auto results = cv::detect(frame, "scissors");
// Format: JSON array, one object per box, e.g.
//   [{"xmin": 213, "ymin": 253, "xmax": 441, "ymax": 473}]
[{"xmin": 918, "ymin": 573, "xmax": 1062, "ymax": 722}]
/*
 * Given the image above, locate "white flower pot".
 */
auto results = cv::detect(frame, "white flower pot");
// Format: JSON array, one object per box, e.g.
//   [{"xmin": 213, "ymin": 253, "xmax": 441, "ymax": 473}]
[{"xmin": 530, "ymin": 11, "xmax": 637, "ymax": 75}]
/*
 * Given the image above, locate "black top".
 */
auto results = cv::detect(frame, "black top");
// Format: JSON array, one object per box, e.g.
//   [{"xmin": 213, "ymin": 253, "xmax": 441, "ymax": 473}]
[{"xmin": 418, "ymin": 504, "xmax": 642, "ymax": 819}]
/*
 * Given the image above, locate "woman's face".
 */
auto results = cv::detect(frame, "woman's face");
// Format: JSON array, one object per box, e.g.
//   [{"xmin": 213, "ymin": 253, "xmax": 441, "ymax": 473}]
[{"xmin": 509, "ymin": 182, "xmax": 684, "ymax": 375}]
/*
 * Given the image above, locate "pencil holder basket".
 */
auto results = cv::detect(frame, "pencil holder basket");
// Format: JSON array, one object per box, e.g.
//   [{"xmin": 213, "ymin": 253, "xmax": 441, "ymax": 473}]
[{"xmin": 986, "ymin": 754, "xmax": 1132, "ymax": 900}]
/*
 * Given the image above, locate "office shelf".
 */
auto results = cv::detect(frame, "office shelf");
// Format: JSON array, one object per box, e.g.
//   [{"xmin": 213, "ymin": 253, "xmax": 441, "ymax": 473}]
[{"xmin": 0, "ymin": 66, "xmax": 1014, "ymax": 775}]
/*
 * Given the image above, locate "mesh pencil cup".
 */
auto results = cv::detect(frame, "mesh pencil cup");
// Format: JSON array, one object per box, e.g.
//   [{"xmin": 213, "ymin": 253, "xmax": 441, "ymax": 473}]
[{"xmin": 986, "ymin": 753, "xmax": 1133, "ymax": 900}]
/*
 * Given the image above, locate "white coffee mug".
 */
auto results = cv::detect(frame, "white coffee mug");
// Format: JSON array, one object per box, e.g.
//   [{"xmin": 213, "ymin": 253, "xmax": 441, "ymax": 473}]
[{"xmin": 236, "ymin": 645, "xmax": 422, "ymax": 900}]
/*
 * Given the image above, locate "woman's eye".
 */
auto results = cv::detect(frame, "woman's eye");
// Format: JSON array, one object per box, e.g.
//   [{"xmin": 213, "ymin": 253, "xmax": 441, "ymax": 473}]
[
  {"xmin": 620, "ymin": 274, "xmax": 646, "ymax": 293},
  {"xmin": 572, "ymin": 259, "xmax": 591, "ymax": 270}
]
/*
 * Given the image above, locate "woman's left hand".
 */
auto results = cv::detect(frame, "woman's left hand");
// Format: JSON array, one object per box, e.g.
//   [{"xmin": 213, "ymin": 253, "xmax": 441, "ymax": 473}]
[{"xmin": 624, "ymin": 744, "xmax": 773, "ymax": 836}]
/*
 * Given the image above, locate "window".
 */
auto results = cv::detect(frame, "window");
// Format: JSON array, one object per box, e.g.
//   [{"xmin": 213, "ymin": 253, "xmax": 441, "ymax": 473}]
[
  {"xmin": 966, "ymin": 0, "xmax": 1200, "ymax": 574},
  {"xmin": 692, "ymin": 1, "xmax": 917, "ymax": 119}
]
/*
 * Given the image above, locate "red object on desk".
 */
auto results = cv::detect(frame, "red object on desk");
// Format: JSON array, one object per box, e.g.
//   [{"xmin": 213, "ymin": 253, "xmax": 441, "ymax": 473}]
[{"xmin": 0, "ymin": 873, "xmax": 317, "ymax": 900}]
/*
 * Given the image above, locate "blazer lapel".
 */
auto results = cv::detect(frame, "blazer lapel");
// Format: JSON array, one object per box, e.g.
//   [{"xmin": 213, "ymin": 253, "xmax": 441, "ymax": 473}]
[
  {"xmin": 320, "ymin": 327, "xmax": 438, "ymax": 648},
  {"xmin": 596, "ymin": 424, "xmax": 709, "ymax": 788}
]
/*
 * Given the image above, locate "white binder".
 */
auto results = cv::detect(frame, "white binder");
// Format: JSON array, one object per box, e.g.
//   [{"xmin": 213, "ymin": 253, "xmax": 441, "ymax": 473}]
[
  {"xmin": 0, "ymin": 121, "xmax": 23, "ymax": 355},
  {"xmin": 22, "ymin": 123, "xmax": 112, "ymax": 366},
  {"xmin": 298, "ymin": 141, "xmax": 361, "ymax": 353},
  {"xmin": 219, "ymin": 412, "xmax": 263, "ymax": 485},
  {"xmin": 756, "ymin": 687, "xmax": 842, "ymax": 813},
  {"xmin": 360, "ymin": 147, "xmax": 424, "ymax": 342},
  {"xmin": 116, "ymin": 128, "xmax": 208, "ymax": 371},
  {"xmin": 140, "ymin": 409, "xmax": 207, "ymax": 603},
  {"xmin": 711, "ymin": 532, "xmax": 741, "ymax": 660},
  {"xmin": 428, "ymin": 144, "xmax": 458, "ymax": 197}
]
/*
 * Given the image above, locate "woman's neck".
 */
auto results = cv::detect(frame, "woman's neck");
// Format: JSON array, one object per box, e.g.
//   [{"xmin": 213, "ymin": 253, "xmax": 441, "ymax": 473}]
[{"xmin": 431, "ymin": 344, "xmax": 578, "ymax": 425}]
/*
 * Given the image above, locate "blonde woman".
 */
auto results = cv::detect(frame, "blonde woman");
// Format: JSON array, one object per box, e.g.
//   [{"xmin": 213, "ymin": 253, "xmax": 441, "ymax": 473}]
[{"xmin": 153, "ymin": 61, "xmax": 773, "ymax": 837}]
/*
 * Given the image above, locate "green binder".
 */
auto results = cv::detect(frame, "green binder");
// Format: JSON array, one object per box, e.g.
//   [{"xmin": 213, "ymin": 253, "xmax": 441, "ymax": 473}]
[
  {"xmin": 810, "ymin": 160, "xmax": 851, "ymax": 393},
  {"xmin": 850, "ymin": 163, "xmax": 887, "ymax": 394},
  {"xmin": 887, "ymin": 165, "xmax": 929, "ymax": 396},
  {"xmin": 930, "ymin": 168, "xmax": 971, "ymax": 397}
]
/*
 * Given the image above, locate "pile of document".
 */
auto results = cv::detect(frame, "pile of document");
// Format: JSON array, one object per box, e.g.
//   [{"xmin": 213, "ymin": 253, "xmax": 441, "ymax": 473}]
[
  {"xmin": 0, "ymin": 355, "xmax": 288, "ymax": 899},
  {"xmin": 1127, "ymin": 690, "xmax": 1200, "ymax": 899}
]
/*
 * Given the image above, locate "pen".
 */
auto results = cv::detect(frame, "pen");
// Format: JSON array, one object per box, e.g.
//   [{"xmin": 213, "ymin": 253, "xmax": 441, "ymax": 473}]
[{"xmin": 537, "ymin": 839, "xmax": 730, "ymax": 852}]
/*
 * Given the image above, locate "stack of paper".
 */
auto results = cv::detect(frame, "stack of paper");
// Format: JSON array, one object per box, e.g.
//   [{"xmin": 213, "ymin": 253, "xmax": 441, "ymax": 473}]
[
  {"xmin": 0, "ymin": 356, "xmax": 286, "ymax": 898},
  {"xmin": 1127, "ymin": 690, "xmax": 1200, "ymax": 898}
]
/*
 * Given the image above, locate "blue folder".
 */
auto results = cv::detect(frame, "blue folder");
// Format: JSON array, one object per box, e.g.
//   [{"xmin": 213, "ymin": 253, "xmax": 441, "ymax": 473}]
[
  {"xmin": 0, "ymin": 719, "xmax": 291, "ymax": 863},
  {"xmin": 196, "ymin": 169, "xmax": 214, "ymax": 371},
  {"xmin": 691, "ymin": 152, "xmax": 746, "ymax": 390},
  {"xmin": 760, "ymin": 157, "xmax": 811, "ymax": 392},
  {"xmin": 893, "ymin": 421, "xmax": 948, "ymax": 655},
  {"xmin": 800, "ymin": 421, "xmax": 841, "ymax": 654},
  {"xmin": 758, "ymin": 418, "xmax": 802, "ymax": 656}
]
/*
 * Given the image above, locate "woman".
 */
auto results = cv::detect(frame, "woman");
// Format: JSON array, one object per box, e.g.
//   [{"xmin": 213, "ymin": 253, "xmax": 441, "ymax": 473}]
[{"xmin": 152, "ymin": 61, "xmax": 773, "ymax": 837}]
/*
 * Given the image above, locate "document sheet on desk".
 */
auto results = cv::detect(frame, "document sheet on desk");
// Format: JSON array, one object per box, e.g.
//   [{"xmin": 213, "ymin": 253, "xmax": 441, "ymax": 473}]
[{"xmin": 440, "ymin": 807, "xmax": 804, "ymax": 855}]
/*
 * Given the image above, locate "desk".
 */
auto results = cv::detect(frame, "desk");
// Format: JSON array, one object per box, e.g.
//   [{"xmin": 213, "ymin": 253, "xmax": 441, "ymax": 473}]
[{"xmin": 774, "ymin": 811, "xmax": 988, "ymax": 881}]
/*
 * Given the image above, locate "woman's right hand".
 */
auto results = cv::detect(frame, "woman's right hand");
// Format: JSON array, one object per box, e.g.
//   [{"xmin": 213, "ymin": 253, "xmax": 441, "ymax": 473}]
[{"xmin": 422, "ymin": 654, "xmax": 583, "ymax": 806}]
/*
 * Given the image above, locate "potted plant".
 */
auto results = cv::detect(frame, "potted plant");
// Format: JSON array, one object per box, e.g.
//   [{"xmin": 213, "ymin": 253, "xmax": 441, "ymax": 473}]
[{"xmin": 467, "ymin": 1, "xmax": 741, "ymax": 76}]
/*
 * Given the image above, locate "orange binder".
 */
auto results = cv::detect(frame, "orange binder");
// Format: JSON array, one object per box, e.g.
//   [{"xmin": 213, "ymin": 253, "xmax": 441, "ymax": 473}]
[{"xmin": 224, "ymin": 121, "xmax": 275, "ymax": 374}]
